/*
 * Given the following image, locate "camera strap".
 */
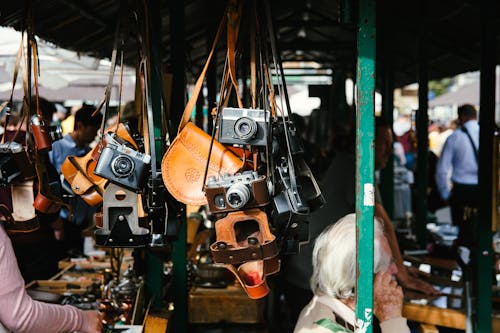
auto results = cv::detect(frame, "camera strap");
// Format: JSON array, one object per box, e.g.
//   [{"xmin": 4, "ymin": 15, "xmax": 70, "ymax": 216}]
[
  {"xmin": 264, "ymin": 1, "xmax": 307, "ymax": 216},
  {"xmin": 95, "ymin": 16, "xmax": 122, "ymax": 143},
  {"xmin": 0, "ymin": 33, "xmax": 24, "ymax": 142}
]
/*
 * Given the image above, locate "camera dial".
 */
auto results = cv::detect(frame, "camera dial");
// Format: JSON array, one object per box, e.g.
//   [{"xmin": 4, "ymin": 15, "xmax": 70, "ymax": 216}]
[
  {"xmin": 234, "ymin": 117, "xmax": 258, "ymax": 141},
  {"xmin": 111, "ymin": 154, "xmax": 135, "ymax": 178},
  {"xmin": 226, "ymin": 182, "xmax": 251, "ymax": 209}
]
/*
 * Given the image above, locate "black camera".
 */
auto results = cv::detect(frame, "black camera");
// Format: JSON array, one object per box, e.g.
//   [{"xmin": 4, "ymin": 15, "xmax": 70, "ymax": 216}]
[
  {"xmin": 204, "ymin": 171, "xmax": 269, "ymax": 214},
  {"xmin": 94, "ymin": 134, "xmax": 151, "ymax": 192},
  {"xmin": 280, "ymin": 217, "xmax": 310, "ymax": 255},
  {"xmin": 0, "ymin": 142, "xmax": 34, "ymax": 186},
  {"xmin": 218, "ymin": 107, "xmax": 270, "ymax": 146},
  {"xmin": 272, "ymin": 119, "xmax": 304, "ymax": 156}
]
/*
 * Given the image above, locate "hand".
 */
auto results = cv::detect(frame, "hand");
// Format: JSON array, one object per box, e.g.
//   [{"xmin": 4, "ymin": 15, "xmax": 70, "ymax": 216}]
[
  {"xmin": 397, "ymin": 267, "xmax": 440, "ymax": 296},
  {"xmin": 373, "ymin": 271, "xmax": 403, "ymax": 322},
  {"xmin": 81, "ymin": 310, "xmax": 103, "ymax": 333}
]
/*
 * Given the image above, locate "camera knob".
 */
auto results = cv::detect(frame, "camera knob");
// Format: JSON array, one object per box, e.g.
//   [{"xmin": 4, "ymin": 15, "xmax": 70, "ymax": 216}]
[{"xmin": 217, "ymin": 242, "xmax": 227, "ymax": 250}]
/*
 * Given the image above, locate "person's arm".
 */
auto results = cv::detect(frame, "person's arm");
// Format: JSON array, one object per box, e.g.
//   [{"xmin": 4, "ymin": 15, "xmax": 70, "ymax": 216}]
[
  {"xmin": 374, "ymin": 203, "xmax": 439, "ymax": 295},
  {"xmin": 0, "ymin": 227, "xmax": 101, "ymax": 333},
  {"xmin": 435, "ymin": 136, "xmax": 454, "ymax": 201},
  {"xmin": 373, "ymin": 271, "xmax": 410, "ymax": 333}
]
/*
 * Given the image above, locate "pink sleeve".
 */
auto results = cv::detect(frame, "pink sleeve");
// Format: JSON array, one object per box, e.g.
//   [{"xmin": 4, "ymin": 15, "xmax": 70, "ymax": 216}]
[{"xmin": 0, "ymin": 227, "xmax": 87, "ymax": 333}]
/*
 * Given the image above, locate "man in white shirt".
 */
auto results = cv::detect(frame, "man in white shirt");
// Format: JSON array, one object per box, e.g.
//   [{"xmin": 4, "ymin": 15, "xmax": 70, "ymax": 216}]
[{"xmin": 435, "ymin": 104, "xmax": 479, "ymax": 246}]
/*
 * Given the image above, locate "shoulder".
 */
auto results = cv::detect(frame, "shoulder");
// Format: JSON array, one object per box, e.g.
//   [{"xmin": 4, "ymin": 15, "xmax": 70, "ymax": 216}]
[{"xmin": 295, "ymin": 298, "xmax": 350, "ymax": 333}]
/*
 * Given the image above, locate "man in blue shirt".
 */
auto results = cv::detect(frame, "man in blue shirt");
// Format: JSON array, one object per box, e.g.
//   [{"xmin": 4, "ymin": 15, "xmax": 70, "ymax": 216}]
[
  {"xmin": 435, "ymin": 104, "xmax": 479, "ymax": 246},
  {"xmin": 49, "ymin": 105, "xmax": 102, "ymax": 254}
]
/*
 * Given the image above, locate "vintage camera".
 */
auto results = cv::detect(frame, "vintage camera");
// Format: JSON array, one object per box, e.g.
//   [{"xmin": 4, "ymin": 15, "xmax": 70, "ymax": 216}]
[
  {"xmin": 94, "ymin": 134, "xmax": 151, "ymax": 192},
  {"xmin": 280, "ymin": 217, "xmax": 310, "ymax": 255},
  {"xmin": 0, "ymin": 142, "xmax": 34, "ymax": 186},
  {"xmin": 48, "ymin": 125, "xmax": 63, "ymax": 142},
  {"xmin": 204, "ymin": 171, "xmax": 269, "ymax": 214},
  {"xmin": 272, "ymin": 118, "xmax": 304, "ymax": 156},
  {"xmin": 30, "ymin": 114, "xmax": 52, "ymax": 152},
  {"xmin": 218, "ymin": 107, "xmax": 270, "ymax": 146}
]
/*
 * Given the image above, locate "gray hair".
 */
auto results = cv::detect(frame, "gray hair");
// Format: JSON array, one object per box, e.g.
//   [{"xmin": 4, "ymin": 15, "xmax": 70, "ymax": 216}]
[{"xmin": 310, "ymin": 213, "xmax": 389, "ymax": 299}]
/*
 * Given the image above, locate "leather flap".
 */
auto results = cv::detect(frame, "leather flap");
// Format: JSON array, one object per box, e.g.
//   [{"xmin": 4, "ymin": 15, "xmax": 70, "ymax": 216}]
[
  {"xmin": 71, "ymin": 171, "xmax": 95, "ymax": 195},
  {"xmin": 161, "ymin": 123, "xmax": 242, "ymax": 205}
]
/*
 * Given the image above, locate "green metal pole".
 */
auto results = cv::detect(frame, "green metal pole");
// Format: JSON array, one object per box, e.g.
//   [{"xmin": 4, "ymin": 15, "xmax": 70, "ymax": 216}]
[
  {"xmin": 169, "ymin": 0, "xmax": 187, "ymax": 331},
  {"xmin": 355, "ymin": 0, "xmax": 375, "ymax": 331},
  {"xmin": 145, "ymin": 0, "xmax": 165, "ymax": 310},
  {"xmin": 416, "ymin": 1, "xmax": 429, "ymax": 248},
  {"xmin": 477, "ymin": 0, "xmax": 494, "ymax": 331}
]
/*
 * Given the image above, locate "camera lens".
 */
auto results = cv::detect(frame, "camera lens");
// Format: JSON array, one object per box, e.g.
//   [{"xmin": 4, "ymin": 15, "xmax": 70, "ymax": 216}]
[
  {"xmin": 111, "ymin": 155, "xmax": 135, "ymax": 178},
  {"xmin": 234, "ymin": 117, "xmax": 257, "ymax": 141},
  {"xmin": 214, "ymin": 194, "xmax": 226, "ymax": 209},
  {"xmin": 226, "ymin": 183, "xmax": 251, "ymax": 209}
]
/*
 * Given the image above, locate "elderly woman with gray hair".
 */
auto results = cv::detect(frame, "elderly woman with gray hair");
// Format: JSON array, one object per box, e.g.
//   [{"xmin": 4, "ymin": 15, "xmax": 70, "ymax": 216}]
[{"xmin": 294, "ymin": 214, "xmax": 410, "ymax": 333}]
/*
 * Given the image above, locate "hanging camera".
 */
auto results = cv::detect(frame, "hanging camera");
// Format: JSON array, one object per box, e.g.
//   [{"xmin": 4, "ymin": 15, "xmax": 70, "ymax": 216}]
[
  {"xmin": 218, "ymin": 107, "xmax": 270, "ymax": 146},
  {"xmin": 280, "ymin": 216, "xmax": 310, "ymax": 255},
  {"xmin": 94, "ymin": 133, "xmax": 151, "ymax": 192},
  {"xmin": 30, "ymin": 114, "xmax": 52, "ymax": 152},
  {"xmin": 0, "ymin": 142, "xmax": 34, "ymax": 186},
  {"xmin": 270, "ymin": 158, "xmax": 310, "ymax": 228},
  {"xmin": 272, "ymin": 118, "xmax": 304, "ymax": 156},
  {"xmin": 204, "ymin": 171, "xmax": 269, "ymax": 214}
]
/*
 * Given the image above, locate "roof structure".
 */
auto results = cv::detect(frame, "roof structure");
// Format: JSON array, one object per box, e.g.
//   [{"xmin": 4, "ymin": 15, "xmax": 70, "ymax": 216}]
[
  {"xmin": 429, "ymin": 72, "xmax": 500, "ymax": 107},
  {"xmin": 0, "ymin": 1, "xmax": 498, "ymax": 88}
]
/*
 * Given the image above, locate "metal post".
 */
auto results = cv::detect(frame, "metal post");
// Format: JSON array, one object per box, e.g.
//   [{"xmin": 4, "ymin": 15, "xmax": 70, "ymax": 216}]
[
  {"xmin": 145, "ymin": 0, "xmax": 164, "ymax": 310},
  {"xmin": 416, "ymin": 0, "xmax": 429, "ymax": 248},
  {"xmin": 169, "ymin": 0, "xmax": 187, "ymax": 331},
  {"xmin": 355, "ymin": 0, "xmax": 375, "ymax": 331},
  {"xmin": 477, "ymin": 0, "xmax": 494, "ymax": 331}
]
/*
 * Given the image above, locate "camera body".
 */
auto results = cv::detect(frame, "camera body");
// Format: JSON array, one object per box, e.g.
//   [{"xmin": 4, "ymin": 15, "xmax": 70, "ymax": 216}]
[
  {"xmin": 204, "ymin": 171, "xmax": 269, "ymax": 214},
  {"xmin": 0, "ymin": 142, "xmax": 34, "ymax": 186},
  {"xmin": 94, "ymin": 134, "xmax": 151, "ymax": 192},
  {"xmin": 218, "ymin": 107, "xmax": 270, "ymax": 146}
]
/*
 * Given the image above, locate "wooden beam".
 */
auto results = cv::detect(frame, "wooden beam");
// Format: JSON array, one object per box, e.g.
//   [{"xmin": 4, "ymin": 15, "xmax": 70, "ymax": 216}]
[{"xmin": 403, "ymin": 303, "xmax": 466, "ymax": 330}]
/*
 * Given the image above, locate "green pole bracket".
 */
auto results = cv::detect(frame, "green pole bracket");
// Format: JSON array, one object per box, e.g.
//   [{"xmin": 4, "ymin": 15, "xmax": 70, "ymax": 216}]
[{"xmin": 355, "ymin": 0, "xmax": 375, "ymax": 332}]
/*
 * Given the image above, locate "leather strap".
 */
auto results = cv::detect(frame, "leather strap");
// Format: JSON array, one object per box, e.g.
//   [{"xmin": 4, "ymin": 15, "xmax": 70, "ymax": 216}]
[
  {"xmin": 226, "ymin": 0, "xmax": 243, "ymax": 109},
  {"xmin": 461, "ymin": 126, "xmax": 479, "ymax": 164},
  {"xmin": 211, "ymin": 238, "xmax": 278, "ymax": 264},
  {"xmin": 178, "ymin": 11, "xmax": 227, "ymax": 133}
]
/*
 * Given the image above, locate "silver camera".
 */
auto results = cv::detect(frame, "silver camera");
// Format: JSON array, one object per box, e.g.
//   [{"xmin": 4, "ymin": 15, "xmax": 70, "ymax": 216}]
[
  {"xmin": 94, "ymin": 133, "xmax": 151, "ymax": 192},
  {"xmin": 218, "ymin": 107, "xmax": 270, "ymax": 146},
  {"xmin": 204, "ymin": 171, "xmax": 269, "ymax": 213}
]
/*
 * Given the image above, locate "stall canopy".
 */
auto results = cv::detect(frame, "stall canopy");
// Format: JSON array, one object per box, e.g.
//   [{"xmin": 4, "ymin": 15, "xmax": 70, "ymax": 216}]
[
  {"xmin": 0, "ymin": 1, "xmax": 499, "ymax": 89},
  {"xmin": 0, "ymin": 27, "xmax": 135, "ymax": 103}
]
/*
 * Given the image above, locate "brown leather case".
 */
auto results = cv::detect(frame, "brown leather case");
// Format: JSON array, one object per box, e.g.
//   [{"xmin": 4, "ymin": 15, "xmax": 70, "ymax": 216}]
[
  {"xmin": 61, "ymin": 147, "xmax": 107, "ymax": 207},
  {"xmin": 161, "ymin": 122, "xmax": 242, "ymax": 205},
  {"xmin": 210, "ymin": 209, "xmax": 278, "ymax": 264}
]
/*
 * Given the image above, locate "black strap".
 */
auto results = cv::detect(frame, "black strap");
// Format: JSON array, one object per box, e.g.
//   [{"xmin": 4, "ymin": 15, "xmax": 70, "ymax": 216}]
[{"xmin": 461, "ymin": 126, "xmax": 478, "ymax": 164}]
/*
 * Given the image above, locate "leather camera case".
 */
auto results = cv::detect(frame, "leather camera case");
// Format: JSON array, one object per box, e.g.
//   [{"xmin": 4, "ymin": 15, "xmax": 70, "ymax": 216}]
[{"xmin": 161, "ymin": 122, "xmax": 242, "ymax": 205}]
